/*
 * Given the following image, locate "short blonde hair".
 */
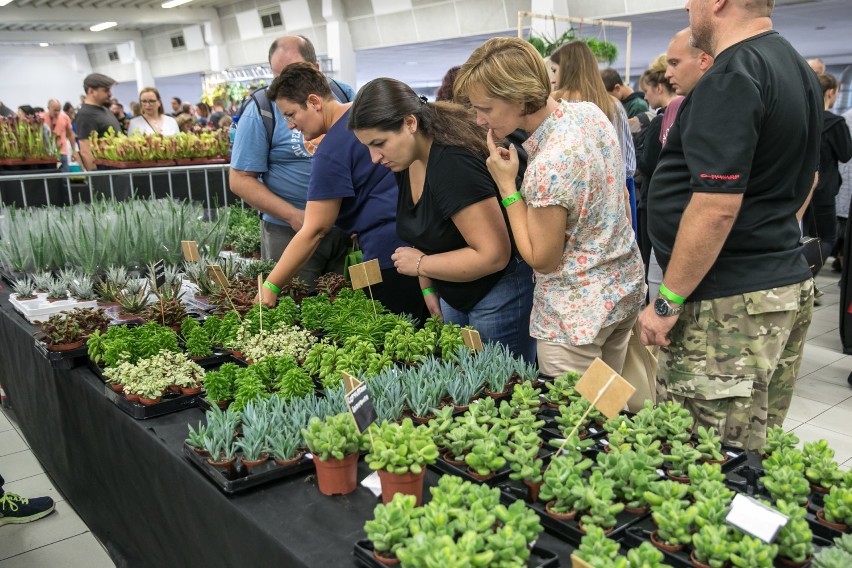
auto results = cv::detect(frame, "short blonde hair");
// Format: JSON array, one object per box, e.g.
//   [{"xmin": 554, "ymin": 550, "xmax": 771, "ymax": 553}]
[{"xmin": 454, "ymin": 37, "xmax": 550, "ymax": 115}]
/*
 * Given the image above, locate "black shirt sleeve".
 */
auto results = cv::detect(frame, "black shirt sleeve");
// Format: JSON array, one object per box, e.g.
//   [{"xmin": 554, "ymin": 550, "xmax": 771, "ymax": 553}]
[
  {"xmin": 637, "ymin": 115, "xmax": 663, "ymax": 179},
  {"xmin": 682, "ymin": 71, "xmax": 763, "ymax": 193},
  {"xmin": 429, "ymin": 148, "xmax": 499, "ymax": 220}
]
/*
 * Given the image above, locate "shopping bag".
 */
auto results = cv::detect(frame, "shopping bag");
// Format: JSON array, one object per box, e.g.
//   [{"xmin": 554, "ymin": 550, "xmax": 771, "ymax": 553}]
[{"xmin": 621, "ymin": 321, "xmax": 658, "ymax": 412}]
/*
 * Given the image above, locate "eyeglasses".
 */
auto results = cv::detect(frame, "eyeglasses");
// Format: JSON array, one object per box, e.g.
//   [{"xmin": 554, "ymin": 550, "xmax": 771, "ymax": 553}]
[{"xmin": 140, "ymin": 100, "xmax": 159, "ymax": 104}]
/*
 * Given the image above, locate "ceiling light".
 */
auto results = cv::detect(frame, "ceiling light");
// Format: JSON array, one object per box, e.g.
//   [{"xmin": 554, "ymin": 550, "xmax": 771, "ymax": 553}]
[
  {"xmin": 162, "ymin": 0, "xmax": 192, "ymax": 8},
  {"xmin": 0, "ymin": 0, "xmax": 14, "ymax": 6},
  {"xmin": 39, "ymin": 42, "xmax": 49, "ymax": 47},
  {"xmin": 90, "ymin": 22, "xmax": 118, "ymax": 32}
]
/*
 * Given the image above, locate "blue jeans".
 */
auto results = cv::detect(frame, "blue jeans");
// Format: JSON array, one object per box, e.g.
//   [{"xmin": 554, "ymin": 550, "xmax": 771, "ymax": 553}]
[
  {"xmin": 440, "ymin": 257, "xmax": 536, "ymax": 363},
  {"xmin": 59, "ymin": 155, "xmax": 69, "ymax": 172}
]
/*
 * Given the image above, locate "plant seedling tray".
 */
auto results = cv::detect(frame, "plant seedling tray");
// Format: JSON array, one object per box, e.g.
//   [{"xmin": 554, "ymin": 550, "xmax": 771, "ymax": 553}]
[
  {"xmin": 593, "ymin": 438, "xmax": 747, "ymax": 473},
  {"xmin": 352, "ymin": 540, "xmax": 560, "ymax": 568},
  {"xmin": 621, "ymin": 514, "xmax": 835, "ymax": 568},
  {"xmin": 430, "ymin": 443, "xmax": 556, "ymax": 488},
  {"xmin": 498, "ymin": 481, "xmax": 649, "ymax": 547},
  {"xmin": 182, "ymin": 444, "xmax": 314, "ymax": 494},
  {"xmin": 103, "ymin": 384, "xmax": 201, "ymax": 420},
  {"xmin": 9, "ymin": 292, "xmax": 99, "ymax": 323},
  {"xmin": 32, "ymin": 339, "xmax": 89, "ymax": 370}
]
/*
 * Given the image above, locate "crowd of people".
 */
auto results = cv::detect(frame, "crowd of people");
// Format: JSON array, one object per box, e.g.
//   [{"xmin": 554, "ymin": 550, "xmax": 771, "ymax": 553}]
[{"xmin": 0, "ymin": 75, "xmax": 234, "ymax": 172}]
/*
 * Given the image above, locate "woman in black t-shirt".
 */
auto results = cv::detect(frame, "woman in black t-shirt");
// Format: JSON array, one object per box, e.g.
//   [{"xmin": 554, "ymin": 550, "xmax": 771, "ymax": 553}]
[{"xmin": 348, "ymin": 78, "xmax": 535, "ymax": 362}]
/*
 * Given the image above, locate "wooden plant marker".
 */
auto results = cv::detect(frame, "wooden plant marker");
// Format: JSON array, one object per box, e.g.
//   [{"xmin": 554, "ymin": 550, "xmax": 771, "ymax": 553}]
[
  {"xmin": 545, "ymin": 358, "xmax": 635, "ymax": 473},
  {"xmin": 207, "ymin": 264, "xmax": 240, "ymax": 316},
  {"xmin": 348, "ymin": 259, "xmax": 382, "ymax": 315},
  {"xmin": 342, "ymin": 371, "xmax": 377, "ymax": 448},
  {"xmin": 570, "ymin": 554, "xmax": 594, "ymax": 568},
  {"xmin": 461, "ymin": 328, "xmax": 483, "ymax": 352},
  {"xmin": 257, "ymin": 274, "xmax": 263, "ymax": 334},
  {"xmin": 181, "ymin": 240, "xmax": 201, "ymax": 262}
]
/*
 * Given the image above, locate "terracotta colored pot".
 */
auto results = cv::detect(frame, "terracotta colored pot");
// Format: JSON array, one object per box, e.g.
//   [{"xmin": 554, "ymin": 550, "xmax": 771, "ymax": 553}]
[
  {"xmin": 816, "ymin": 509, "xmax": 849, "ymax": 531},
  {"xmin": 443, "ymin": 453, "xmax": 466, "ymax": 467},
  {"xmin": 452, "ymin": 403, "xmax": 470, "ymax": 412},
  {"xmin": 811, "ymin": 483, "xmax": 831, "ymax": 495},
  {"xmin": 703, "ymin": 455, "xmax": 730, "ymax": 466},
  {"xmin": 378, "ymin": 468, "xmax": 426, "ymax": 506},
  {"xmin": 215, "ymin": 399, "xmax": 230, "ymax": 409},
  {"xmin": 650, "ymin": 531, "xmax": 684, "ymax": 552},
  {"xmin": 273, "ymin": 451, "xmax": 304, "ymax": 467},
  {"xmin": 624, "ymin": 503, "xmax": 649, "ymax": 515},
  {"xmin": 777, "ymin": 554, "xmax": 811, "ymax": 568},
  {"xmin": 523, "ymin": 479, "xmax": 542, "ymax": 503},
  {"xmin": 125, "ymin": 392, "xmax": 141, "ymax": 403},
  {"xmin": 180, "ymin": 385, "xmax": 202, "ymax": 396},
  {"xmin": 411, "ymin": 414, "xmax": 434, "ymax": 424},
  {"xmin": 241, "ymin": 453, "xmax": 269, "ymax": 470},
  {"xmin": 139, "ymin": 396, "xmax": 162, "ymax": 406},
  {"xmin": 666, "ymin": 469, "xmax": 691, "ymax": 484},
  {"xmin": 544, "ymin": 500, "xmax": 577, "ymax": 520},
  {"xmin": 191, "ymin": 446, "xmax": 209, "ymax": 457},
  {"xmin": 46, "ymin": 340, "xmax": 84, "ymax": 352},
  {"xmin": 372, "ymin": 548, "xmax": 400, "ymax": 566},
  {"xmin": 466, "ymin": 467, "xmax": 495, "ymax": 482},
  {"xmin": 109, "ymin": 383, "xmax": 124, "ymax": 393},
  {"xmin": 690, "ymin": 550, "xmax": 719, "ymax": 568},
  {"xmin": 485, "ymin": 386, "xmax": 511, "ymax": 399},
  {"xmin": 544, "ymin": 400, "xmax": 563, "ymax": 409},
  {"xmin": 207, "ymin": 455, "xmax": 236, "ymax": 476},
  {"xmin": 313, "ymin": 452, "xmax": 359, "ymax": 496},
  {"xmin": 168, "ymin": 384, "xmax": 181, "ymax": 394},
  {"xmin": 578, "ymin": 519, "xmax": 614, "ymax": 536}
]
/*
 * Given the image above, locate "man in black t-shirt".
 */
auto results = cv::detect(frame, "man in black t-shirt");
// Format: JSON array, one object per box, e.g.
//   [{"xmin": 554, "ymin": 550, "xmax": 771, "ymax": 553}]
[
  {"xmin": 638, "ymin": 0, "xmax": 822, "ymax": 451},
  {"xmin": 75, "ymin": 73, "xmax": 122, "ymax": 171}
]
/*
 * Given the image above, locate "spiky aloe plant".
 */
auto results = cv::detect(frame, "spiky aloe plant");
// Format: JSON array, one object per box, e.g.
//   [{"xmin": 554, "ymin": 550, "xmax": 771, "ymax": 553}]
[
  {"xmin": 69, "ymin": 276, "xmax": 98, "ymax": 301},
  {"xmin": 11, "ymin": 277, "xmax": 37, "ymax": 299}
]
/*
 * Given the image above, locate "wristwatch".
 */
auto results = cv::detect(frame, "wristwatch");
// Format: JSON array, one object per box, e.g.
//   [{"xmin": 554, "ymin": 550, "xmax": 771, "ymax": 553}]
[{"xmin": 654, "ymin": 295, "xmax": 684, "ymax": 317}]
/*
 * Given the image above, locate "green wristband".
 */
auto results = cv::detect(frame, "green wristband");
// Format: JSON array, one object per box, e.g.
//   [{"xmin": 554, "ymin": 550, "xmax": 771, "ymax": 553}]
[
  {"xmin": 422, "ymin": 287, "xmax": 436, "ymax": 297},
  {"xmin": 501, "ymin": 191, "xmax": 523, "ymax": 207},
  {"xmin": 659, "ymin": 283, "xmax": 686, "ymax": 305},
  {"xmin": 263, "ymin": 280, "xmax": 281, "ymax": 295}
]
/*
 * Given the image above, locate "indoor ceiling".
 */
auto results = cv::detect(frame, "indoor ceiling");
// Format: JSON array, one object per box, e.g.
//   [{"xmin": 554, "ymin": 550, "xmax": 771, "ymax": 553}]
[{"xmin": 356, "ymin": 0, "xmax": 852, "ymax": 86}]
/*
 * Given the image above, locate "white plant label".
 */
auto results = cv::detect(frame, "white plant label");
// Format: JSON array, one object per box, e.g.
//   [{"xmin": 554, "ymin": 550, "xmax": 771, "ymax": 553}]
[
  {"xmin": 361, "ymin": 471, "xmax": 382, "ymax": 497},
  {"xmin": 726, "ymin": 493, "xmax": 788, "ymax": 543}
]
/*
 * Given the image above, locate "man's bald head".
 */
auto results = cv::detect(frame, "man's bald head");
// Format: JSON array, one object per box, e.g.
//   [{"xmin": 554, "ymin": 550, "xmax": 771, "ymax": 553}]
[
  {"xmin": 807, "ymin": 58, "xmax": 825, "ymax": 75},
  {"xmin": 47, "ymin": 98, "xmax": 61, "ymax": 118},
  {"xmin": 268, "ymin": 35, "xmax": 318, "ymax": 76},
  {"xmin": 666, "ymin": 28, "xmax": 713, "ymax": 96}
]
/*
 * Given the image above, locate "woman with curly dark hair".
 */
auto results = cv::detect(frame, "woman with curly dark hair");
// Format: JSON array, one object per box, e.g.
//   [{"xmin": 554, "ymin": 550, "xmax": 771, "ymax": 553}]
[{"xmin": 434, "ymin": 66, "xmax": 461, "ymax": 102}]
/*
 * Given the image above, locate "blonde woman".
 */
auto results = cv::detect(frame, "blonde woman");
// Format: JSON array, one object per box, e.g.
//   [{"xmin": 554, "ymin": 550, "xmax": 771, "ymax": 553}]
[
  {"xmin": 127, "ymin": 87, "xmax": 179, "ymax": 136},
  {"xmin": 455, "ymin": 37, "xmax": 644, "ymax": 376}
]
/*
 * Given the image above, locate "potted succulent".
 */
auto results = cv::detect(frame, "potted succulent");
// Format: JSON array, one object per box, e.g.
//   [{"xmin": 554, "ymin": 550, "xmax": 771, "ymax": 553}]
[
  {"xmin": 235, "ymin": 423, "xmax": 269, "ymax": 470},
  {"xmin": 763, "ymin": 425, "xmax": 800, "ymax": 457},
  {"xmin": 692, "ymin": 493, "xmax": 733, "ymax": 531},
  {"xmin": 11, "ymin": 277, "xmax": 37, "ymax": 301},
  {"xmin": 762, "ymin": 465, "xmax": 810, "ymax": 508},
  {"xmin": 301, "ymin": 412, "xmax": 364, "ymax": 496},
  {"xmin": 819, "ymin": 486, "xmax": 852, "ymax": 531},
  {"xmin": 691, "ymin": 523, "xmax": 732, "ymax": 568},
  {"xmin": 404, "ymin": 376, "xmax": 443, "ymax": 423},
  {"xmin": 543, "ymin": 371, "xmax": 579, "ymax": 408},
  {"xmin": 666, "ymin": 440, "xmax": 703, "ymax": 482},
  {"xmin": 730, "ymin": 534, "xmax": 777, "ymax": 568},
  {"xmin": 644, "ymin": 479, "xmax": 691, "ymax": 510},
  {"xmin": 267, "ymin": 428, "xmax": 303, "ymax": 466},
  {"xmin": 35, "ymin": 314, "xmax": 84, "ymax": 351},
  {"xmin": 364, "ymin": 493, "xmax": 417, "ymax": 565},
  {"xmin": 539, "ymin": 451, "xmax": 594, "ymax": 519},
  {"xmin": 464, "ymin": 438, "xmax": 506, "ymax": 481},
  {"xmin": 657, "ymin": 400, "xmax": 694, "ymax": 445},
  {"xmin": 555, "ymin": 398, "xmax": 602, "ymax": 439},
  {"xmin": 806, "ymin": 455, "xmax": 844, "ymax": 495},
  {"xmin": 505, "ymin": 442, "xmax": 544, "ymax": 502},
  {"xmin": 203, "ymin": 363, "xmax": 238, "ymax": 407},
  {"xmin": 45, "ymin": 280, "xmax": 68, "ymax": 303},
  {"xmin": 607, "ymin": 449, "xmax": 661, "ymax": 514},
  {"xmin": 695, "ymin": 426, "xmax": 726, "ymax": 464},
  {"xmin": 626, "ymin": 541, "xmax": 669, "ymax": 568},
  {"xmin": 650, "ymin": 499, "xmax": 697, "ymax": 552},
  {"xmin": 366, "ymin": 418, "xmax": 439, "ymax": 505},
  {"xmin": 509, "ymin": 381, "xmax": 542, "ymax": 413},
  {"xmin": 574, "ymin": 524, "xmax": 622, "ymax": 567},
  {"xmin": 185, "ymin": 421, "xmax": 209, "ymax": 455},
  {"xmin": 185, "ymin": 326, "xmax": 213, "ymax": 358},
  {"xmin": 445, "ymin": 372, "xmax": 481, "ymax": 411},
  {"xmin": 774, "ymin": 498, "xmax": 815, "ymax": 567},
  {"xmin": 578, "ymin": 475, "xmax": 625, "ymax": 534}
]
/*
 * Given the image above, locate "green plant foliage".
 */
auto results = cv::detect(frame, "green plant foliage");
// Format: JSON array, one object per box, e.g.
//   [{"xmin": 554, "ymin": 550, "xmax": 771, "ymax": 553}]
[
  {"xmin": 625, "ymin": 541, "xmax": 670, "ymax": 568},
  {"xmin": 539, "ymin": 452, "xmax": 593, "ymax": 513},
  {"xmin": 652, "ymin": 500, "xmax": 697, "ymax": 547},
  {"xmin": 301, "ymin": 412, "xmax": 364, "ymax": 461},
  {"xmin": 763, "ymin": 425, "xmax": 800, "ymax": 456},
  {"xmin": 365, "ymin": 493, "xmax": 418, "ymax": 556},
  {"xmin": 762, "ymin": 465, "xmax": 810, "ymax": 507},
  {"xmin": 666, "ymin": 440, "xmax": 702, "ymax": 478},
  {"xmin": 730, "ymin": 534, "xmax": 777, "ymax": 568},
  {"xmin": 575, "ymin": 524, "xmax": 627, "ymax": 568},
  {"xmin": 692, "ymin": 524, "xmax": 732, "ymax": 568},
  {"xmin": 464, "ymin": 438, "xmax": 506, "ymax": 477},
  {"xmin": 366, "ymin": 418, "xmax": 439, "ymax": 475},
  {"xmin": 695, "ymin": 426, "xmax": 725, "ymax": 461},
  {"xmin": 823, "ymin": 486, "xmax": 852, "ymax": 526},
  {"xmin": 203, "ymin": 362, "xmax": 238, "ymax": 403},
  {"xmin": 774, "ymin": 499, "xmax": 814, "ymax": 564},
  {"xmin": 185, "ymin": 326, "xmax": 213, "ymax": 358},
  {"xmin": 91, "ymin": 322, "xmax": 180, "ymax": 366}
]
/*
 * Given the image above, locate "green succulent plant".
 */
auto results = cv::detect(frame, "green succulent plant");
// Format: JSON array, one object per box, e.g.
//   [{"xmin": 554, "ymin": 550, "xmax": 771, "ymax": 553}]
[
  {"xmin": 364, "ymin": 493, "xmax": 418, "ymax": 557},
  {"xmin": 625, "ymin": 541, "xmax": 670, "ymax": 568},
  {"xmin": 730, "ymin": 534, "xmax": 777, "ymax": 568},
  {"xmin": 694, "ymin": 426, "xmax": 725, "ymax": 462},
  {"xmin": 762, "ymin": 464, "xmax": 810, "ymax": 507},
  {"xmin": 301, "ymin": 412, "xmax": 363, "ymax": 462},
  {"xmin": 823, "ymin": 485, "xmax": 852, "ymax": 526},
  {"xmin": 539, "ymin": 453, "xmax": 593, "ymax": 514},
  {"xmin": 575, "ymin": 524, "xmax": 627, "ymax": 568},
  {"xmin": 366, "ymin": 418, "xmax": 439, "ymax": 475},
  {"xmin": 763, "ymin": 425, "xmax": 800, "ymax": 456},
  {"xmin": 465, "ymin": 438, "xmax": 506, "ymax": 478},
  {"xmin": 644, "ymin": 479, "xmax": 690, "ymax": 510},
  {"xmin": 774, "ymin": 498, "xmax": 814, "ymax": 564},
  {"xmin": 652, "ymin": 499, "xmax": 697, "ymax": 547},
  {"xmin": 692, "ymin": 524, "xmax": 732, "ymax": 568}
]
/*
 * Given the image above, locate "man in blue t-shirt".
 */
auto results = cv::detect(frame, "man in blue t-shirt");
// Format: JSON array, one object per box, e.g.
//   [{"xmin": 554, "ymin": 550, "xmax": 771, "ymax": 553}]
[{"xmin": 229, "ymin": 35, "xmax": 355, "ymax": 288}]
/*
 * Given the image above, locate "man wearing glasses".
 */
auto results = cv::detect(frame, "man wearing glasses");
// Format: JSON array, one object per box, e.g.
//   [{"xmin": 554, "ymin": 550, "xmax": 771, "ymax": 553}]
[{"xmin": 75, "ymin": 73, "xmax": 122, "ymax": 171}]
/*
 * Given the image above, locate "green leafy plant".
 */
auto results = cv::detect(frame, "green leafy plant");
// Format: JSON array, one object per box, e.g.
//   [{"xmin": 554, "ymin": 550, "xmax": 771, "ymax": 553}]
[
  {"xmin": 763, "ymin": 425, "xmax": 800, "ymax": 456},
  {"xmin": 652, "ymin": 499, "xmax": 697, "ymax": 547},
  {"xmin": 823, "ymin": 485, "xmax": 852, "ymax": 526},
  {"xmin": 691, "ymin": 524, "xmax": 732, "ymax": 568},
  {"xmin": 604, "ymin": 449, "xmax": 661, "ymax": 509},
  {"xmin": 554, "ymin": 398, "xmax": 602, "ymax": 438},
  {"xmin": 774, "ymin": 498, "xmax": 814, "ymax": 564},
  {"xmin": 695, "ymin": 426, "xmax": 725, "ymax": 462},
  {"xmin": 539, "ymin": 451, "xmax": 594, "ymax": 514},
  {"xmin": 543, "ymin": 372, "xmax": 578, "ymax": 406},
  {"xmin": 579, "ymin": 474, "xmax": 625, "ymax": 530},
  {"xmin": 691, "ymin": 493, "xmax": 732, "ymax": 530},
  {"xmin": 625, "ymin": 541, "xmax": 669, "ymax": 568},
  {"xmin": 643, "ymin": 479, "xmax": 690, "ymax": 509},
  {"xmin": 465, "ymin": 438, "xmax": 506, "ymax": 478},
  {"xmin": 509, "ymin": 381, "xmax": 542, "ymax": 413},
  {"xmin": 762, "ymin": 465, "xmax": 810, "ymax": 507},
  {"xmin": 185, "ymin": 326, "xmax": 213, "ymax": 358},
  {"xmin": 364, "ymin": 493, "xmax": 418, "ymax": 558},
  {"xmin": 666, "ymin": 440, "xmax": 702, "ymax": 479},
  {"xmin": 203, "ymin": 362, "xmax": 238, "ymax": 404},
  {"xmin": 657, "ymin": 400, "xmax": 694, "ymax": 444},
  {"xmin": 730, "ymin": 534, "xmax": 777, "ymax": 568},
  {"xmin": 366, "ymin": 418, "xmax": 439, "ymax": 474},
  {"xmin": 11, "ymin": 277, "xmax": 37, "ymax": 300},
  {"xmin": 274, "ymin": 366, "xmax": 313, "ymax": 402},
  {"xmin": 301, "ymin": 412, "xmax": 363, "ymax": 461},
  {"xmin": 806, "ymin": 455, "xmax": 844, "ymax": 491},
  {"xmin": 575, "ymin": 524, "xmax": 626, "ymax": 568},
  {"xmin": 505, "ymin": 443, "xmax": 543, "ymax": 486}
]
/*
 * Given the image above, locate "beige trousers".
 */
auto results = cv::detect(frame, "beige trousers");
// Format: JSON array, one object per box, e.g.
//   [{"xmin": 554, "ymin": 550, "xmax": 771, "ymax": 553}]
[{"xmin": 538, "ymin": 313, "xmax": 638, "ymax": 377}]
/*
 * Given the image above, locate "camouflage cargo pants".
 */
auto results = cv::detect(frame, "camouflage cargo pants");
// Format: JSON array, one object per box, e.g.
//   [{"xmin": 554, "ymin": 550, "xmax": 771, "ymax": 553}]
[{"xmin": 657, "ymin": 279, "xmax": 814, "ymax": 451}]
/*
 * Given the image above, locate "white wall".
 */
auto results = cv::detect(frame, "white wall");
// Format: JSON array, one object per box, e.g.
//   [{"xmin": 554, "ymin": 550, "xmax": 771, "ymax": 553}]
[
  {"xmin": 154, "ymin": 73, "xmax": 205, "ymax": 109},
  {"xmin": 0, "ymin": 44, "xmax": 92, "ymax": 110}
]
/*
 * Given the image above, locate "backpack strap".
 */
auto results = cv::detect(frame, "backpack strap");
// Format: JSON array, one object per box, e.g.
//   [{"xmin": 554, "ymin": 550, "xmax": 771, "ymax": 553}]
[
  {"xmin": 328, "ymin": 79, "xmax": 350, "ymax": 103},
  {"xmin": 250, "ymin": 87, "xmax": 275, "ymax": 146}
]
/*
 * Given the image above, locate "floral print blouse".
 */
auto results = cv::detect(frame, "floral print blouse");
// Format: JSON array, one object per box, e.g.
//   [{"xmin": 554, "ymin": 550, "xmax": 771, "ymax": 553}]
[{"xmin": 522, "ymin": 100, "xmax": 645, "ymax": 345}]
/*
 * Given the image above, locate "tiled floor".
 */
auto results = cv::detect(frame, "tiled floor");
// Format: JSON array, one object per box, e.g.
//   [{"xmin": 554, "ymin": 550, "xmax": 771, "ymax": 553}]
[{"xmin": 0, "ymin": 267, "xmax": 851, "ymax": 566}]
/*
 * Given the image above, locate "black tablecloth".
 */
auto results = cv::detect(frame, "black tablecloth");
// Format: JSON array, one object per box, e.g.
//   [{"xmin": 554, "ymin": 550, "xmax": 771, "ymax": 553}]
[{"xmin": 0, "ymin": 294, "xmax": 572, "ymax": 567}]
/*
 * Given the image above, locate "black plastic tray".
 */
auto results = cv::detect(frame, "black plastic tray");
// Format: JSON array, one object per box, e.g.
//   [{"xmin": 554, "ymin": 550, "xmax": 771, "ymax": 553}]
[
  {"xmin": 33, "ymin": 339, "xmax": 89, "ymax": 370},
  {"xmin": 103, "ymin": 383, "xmax": 201, "ymax": 420},
  {"xmin": 352, "ymin": 539, "xmax": 560, "ymax": 568},
  {"xmin": 182, "ymin": 444, "xmax": 315, "ymax": 494},
  {"xmin": 498, "ymin": 481, "xmax": 649, "ymax": 547},
  {"xmin": 592, "ymin": 438, "xmax": 748, "ymax": 473},
  {"xmin": 621, "ymin": 515, "xmax": 835, "ymax": 568}
]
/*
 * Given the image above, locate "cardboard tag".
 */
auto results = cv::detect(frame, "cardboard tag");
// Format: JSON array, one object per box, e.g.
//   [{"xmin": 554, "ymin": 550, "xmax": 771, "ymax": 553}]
[
  {"xmin": 181, "ymin": 240, "xmax": 201, "ymax": 262},
  {"xmin": 461, "ymin": 328, "xmax": 483, "ymax": 351},
  {"xmin": 341, "ymin": 372, "xmax": 361, "ymax": 394},
  {"xmin": 575, "ymin": 358, "xmax": 636, "ymax": 419},
  {"xmin": 348, "ymin": 259, "xmax": 382, "ymax": 290},
  {"xmin": 207, "ymin": 264, "xmax": 229, "ymax": 289},
  {"xmin": 345, "ymin": 382, "xmax": 377, "ymax": 434},
  {"xmin": 152, "ymin": 259, "xmax": 166, "ymax": 292},
  {"xmin": 570, "ymin": 554, "xmax": 594, "ymax": 568},
  {"xmin": 726, "ymin": 494, "xmax": 788, "ymax": 543}
]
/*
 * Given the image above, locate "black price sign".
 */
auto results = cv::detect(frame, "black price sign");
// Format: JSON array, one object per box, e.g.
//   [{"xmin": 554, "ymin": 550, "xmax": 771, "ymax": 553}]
[
  {"xmin": 153, "ymin": 260, "xmax": 167, "ymax": 291},
  {"xmin": 345, "ymin": 383, "xmax": 377, "ymax": 434}
]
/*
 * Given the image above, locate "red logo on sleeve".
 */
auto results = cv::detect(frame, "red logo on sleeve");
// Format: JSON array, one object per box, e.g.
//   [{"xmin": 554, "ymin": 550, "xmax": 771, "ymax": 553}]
[{"xmin": 699, "ymin": 173, "xmax": 741, "ymax": 181}]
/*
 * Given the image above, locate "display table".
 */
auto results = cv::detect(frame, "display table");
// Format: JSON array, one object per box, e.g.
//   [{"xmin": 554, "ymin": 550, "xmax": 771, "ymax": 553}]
[{"xmin": 0, "ymin": 295, "xmax": 573, "ymax": 567}]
